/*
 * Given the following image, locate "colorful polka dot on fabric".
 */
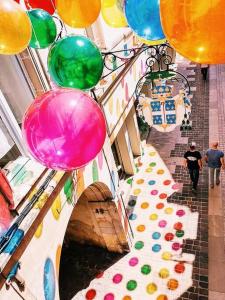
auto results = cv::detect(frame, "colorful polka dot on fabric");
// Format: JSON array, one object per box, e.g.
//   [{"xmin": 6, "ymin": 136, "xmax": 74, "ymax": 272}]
[
  {"xmin": 129, "ymin": 257, "xmax": 139, "ymax": 267},
  {"xmin": 172, "ymin": 242, "xmax": 181, "ymax": 251},
  {"xmin": 149, "ymin": 151, "xmax": 156, "ymax": 157},
  {"xmin": 85, "ymin": 289, "xmax": 96, "ymax": 300},
  {"xmin": 135, "ymin": 241, "xmax": 144, "ymax": 250},
  {"xmin": 112, "ymin": 274, "xmax": 123, "ymax": 284},
  {"xmin": 104, "ymin": 293, "xmax": 114, "ymax": 300},
  {"xmin": 157, "ymin": 295, "xmax": 168, "ymax": 300},
  {"xmin": 141, "ymin": 264, "xmax": 151, "ymax": 275},
  {"xmin": 176, "ymin": 209, "xmax": 185, "ymax": 217},
  {"xmin": 136, "ymin": 179, "xmax": 144, "ymax": 184},
  {"xmin": 133, "ymin": 189, "xmax": 141, "ymax": 196},
  {"xmin": 156, "ymin": 203, "xmax": 164, "ymax": 209},
  {"xmin": 175, "ymin": 262, "xmax": 185, "ymax": 274},
  {"xmin": 151, "ymin": 189, "xmax": 158, "ymax": 196},
  {"xmin": 165, "ymin": 233, "xmax": 174, "ymax": 241},
  {"xmin": 159, "ymin": 193, "xmax": 167, "ymax": 199},
  {"xmin": 129, "ymin": 214, "xmax": 137, "ymax": 221},
  {"xmin": 128, "ymin": 199, "xmax": 136, "ymax": 207},
  {"xmin": 174, "ymin": 222, "xmax": 183, "ymax": 230},
  {"xmin": 159, "ymin": 268, "xmax": 170, "ymax": 279},
  {"xmin": 157, "ymin": 169, "xmax": 165, "ymax": 175},
  {"xmin": 152, "ymin": 244, "xmax": 161, "ymax": 252},
  {"xmin": 123, "ymin": 296, "xmax": 132, "ymax": 300},
  {"xmin": 150, "ymin": 213, "xmax": 158, "ymax": 221},
  {"xmin": 164, "ymin": 207, "xmax": 173, "ymax": 214},
  {"xmin": 136, "ymin": 225, "xmax": 145, "ymax": 232},
  {"xmin": 158, "ymin": 220, "xmax": 167, "ymax": 228},
  {"xmin": 163, "ymin": 180, "xmax": 171, "ymax": 185},
  {"xmin": 145, "ymin": 167, "xmax": 153, "ymax": 173},
  {"xmin": 149, "ymin": 162, "xmax": 156, "ymax": 167},
  {"xmin": 141, "ymin": 202, "xmax": 149, "ymax": 209},
  {"xmin": 96, "ymin": 272, "xmax": 104, "ymax": 279},
  {"xmin": 148, "ymin": 180, "xmax": 156, "ymax": 185},
  {"xmin": 126, "ymin": 280, "xmax": 137, "ymax": 291},
  {"xmin": 172, "ymin": 183, "xmax": 180, "ymax": 190},
  {"xmin": 162, "ymin": 252, "xmax": 172, "ymax": 260},
  {"xmin": 176, "ymin": 230, "xmax": 185, "ymax": 238},
  {"xmin": 146, "ymin": 283, "xmax": 157, "ymax": 294},
  {"xmin": 167, "ymin": 279, "xmax": 179, "ymax": 290},
  {"xmin": 152, "ymin": 232, "xmax": 161, "ymax": 240}
]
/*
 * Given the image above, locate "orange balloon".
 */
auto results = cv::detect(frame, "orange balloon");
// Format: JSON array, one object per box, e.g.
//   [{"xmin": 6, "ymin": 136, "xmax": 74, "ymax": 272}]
[
  {"xmin": 160, "ymin": 0, "xmax": 225, "ymax": 64},
  {"xmin": 0, "ymin": 0, "xmax": 31, "ymax": 55},
  {"xmin": 56, "ymin": 0, "xmax": 101, "ymax": 28}
]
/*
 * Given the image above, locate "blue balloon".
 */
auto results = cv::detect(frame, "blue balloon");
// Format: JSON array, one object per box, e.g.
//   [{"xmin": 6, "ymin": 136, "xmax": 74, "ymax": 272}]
[{"xmin": 125, "ymin": 0, "xmax": 165, "ymax": 41}]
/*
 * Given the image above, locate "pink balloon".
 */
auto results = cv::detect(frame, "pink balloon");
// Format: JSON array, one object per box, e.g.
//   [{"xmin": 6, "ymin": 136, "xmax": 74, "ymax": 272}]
[{"xmin": 22, "ymin": 88, "xmax": 106, "ymax": 171}]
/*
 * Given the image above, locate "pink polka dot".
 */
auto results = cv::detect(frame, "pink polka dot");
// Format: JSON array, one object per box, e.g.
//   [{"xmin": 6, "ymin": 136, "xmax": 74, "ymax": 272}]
[
  {"xmin": 151, "ymin": 190, "xmax": 158, "ymax": 195},
  {"xmin": 163, "ymin": 180, "xmax": 171, "ymax": 185},
  {"xmin": 172, "ymin": 243, "xmax": 181, "ymax": 251},
  {"xmin": 113, "ymin": 274, "xmax": 123, "ymax": 284},
  {"xmin": 176, "ymin": 209, "xmax": 185, "ymax": 217},
  {"xmin": 158, "ymin": 220, "xmax": 167, "ymax": 228},
  {"xmin": 129, "ymin": 257, "xmax": 139, "ymax": 266},
  {"xmin": 172, "ymin": 183, "xmax": 180, "ymax": 190},
  {"xmin": 104, "ymin": 294, "xmax": 114, "ymax": 300}
]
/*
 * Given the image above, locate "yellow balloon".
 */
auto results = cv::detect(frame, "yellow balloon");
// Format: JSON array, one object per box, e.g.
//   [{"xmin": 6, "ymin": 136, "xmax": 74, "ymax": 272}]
[
  {"xmin": 56, "ymin": 0, "xmax": 101, "ymax": 28},
  {"xmin": 101, "ymin": 0, "xmax": 127, "ymax": 28},
  {"xmin": 138, "ymin": 36, "xmax": 167, "ymax": 46},
  {"xmin": 0, "ymin": 0, "xmax": 31, "ymax": 55}
]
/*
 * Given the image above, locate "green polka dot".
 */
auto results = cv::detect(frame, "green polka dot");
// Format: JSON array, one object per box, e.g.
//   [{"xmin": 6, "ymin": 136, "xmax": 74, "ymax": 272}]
[
  {"xmin": 141, "ymin": 265, "xmax": 151, "ymax": 275},
  {"xmin": 64, "ymin": 177, "xmax": 74, "ymax": 204},
  {"xmin": 135, "ymin": 241, "xmax": 144, "ymax": 250},
  {"xmin": 149, "ymin": 162, "xmax": 156, "ymax": 167},
  {"xmin": 127, "ymin": 178, "xmax": 133, "ymax": 185},
  {"xmin": 92, "ymin": 160, "xmax": 99, "ymax": 182},
  {"xmin": 127, "ymin": 280, "xmax": 137, "ymax": 291},
  {"xmin": 176, "ymin": 230, "xmax": 184, "ymax": 238}
]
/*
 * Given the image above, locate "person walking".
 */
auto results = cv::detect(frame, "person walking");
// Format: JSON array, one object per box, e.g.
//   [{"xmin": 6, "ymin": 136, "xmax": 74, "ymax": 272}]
[
  {"xmin": 205, "ymin": 142, "xmax": 225, "ymax": 188},
  {"xmin": 184, "ymin": 142, "xmax": 202, "ymax": 192}
]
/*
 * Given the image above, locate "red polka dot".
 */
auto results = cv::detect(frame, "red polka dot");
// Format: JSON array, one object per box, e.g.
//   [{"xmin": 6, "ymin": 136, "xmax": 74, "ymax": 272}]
[
  {"xmin": 174, "ymin": 222, "xmax": 183, "ymax": 231},
  {"xmin": 156, "ymin": 203, "xmax": 164, "ymax": 209},
  {"xmin": 96, "ymin": 272, "xmax": 104, "ymax": 279},
  {"xmin": 159, "ymin": 193, "xmax": 167, "ymax": 199},
  {"xmin": 163, "ymin": 180, "xmax": 171, "ymax": 185},
  {"xmin": 175, "ymin": 262, "xmax": 185, "ymax": 274},
  {"xmin": 86, "ymin": 289, "xmax": 96, "ymax": 300},
  {"xmin": 165, "ymin": 233, "xmax": 174, "ymax": 241}
]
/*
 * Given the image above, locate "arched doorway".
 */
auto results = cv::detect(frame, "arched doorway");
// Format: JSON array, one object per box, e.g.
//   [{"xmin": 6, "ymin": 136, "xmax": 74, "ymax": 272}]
[{"xmin": 59, "ymin": 182, "xmax": 129, "ymax": 299}]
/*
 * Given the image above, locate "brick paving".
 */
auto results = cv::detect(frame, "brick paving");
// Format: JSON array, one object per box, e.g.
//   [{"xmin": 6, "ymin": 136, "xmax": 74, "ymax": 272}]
[{"xmin": 148, "ymin": 60, "xmax": 209, "ymax": 300}]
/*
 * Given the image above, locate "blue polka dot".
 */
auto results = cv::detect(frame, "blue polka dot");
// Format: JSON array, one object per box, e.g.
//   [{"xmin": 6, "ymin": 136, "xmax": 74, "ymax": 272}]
[
  {"xmin": 152, "ymin": 232, "xmax": 161, "ymax": 240},
  {"xmin": 152, "ymin": 244, "xmax": 161, "ymax": 252},
  {"xmin": 43, "ymin": 258, "xmax": 55, "ymax": 300},
  {"xmin": 129, "ymin": 213, "xmax": 137, "ymax": 220},
  {"xmin": 148, "ymin": 180, "xmax": 156, "ymax": 185}
]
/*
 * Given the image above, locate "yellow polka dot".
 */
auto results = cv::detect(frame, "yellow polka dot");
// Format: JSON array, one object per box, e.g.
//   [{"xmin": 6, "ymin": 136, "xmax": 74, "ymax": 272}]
[
  {"xmin": 146, "ymin": 283, "xmax": 157, "ymax": 294},
  {"xmin": 133, "ymin": 189, "xmax": 141, "ymax": 196},
  {"xmin": 136, "ymin": 224, "xmax": 146, "ymax": 232},
  {"xmin": 55, "ymin": 245, "xmax": 62, "ymax": 278},
  {"xmin": 149, "ymin": 213, "xmax": 158, "ymax": 221},
  {"xmin": 164, "ymin": 207, "xmax": 173, "ymax": 214},
  {"xmin": 141, "ymin": 202, "xmax": 149, "ymax": 209},
  {"xmin": 136, "ymin": 179, "xmax": 144, "ymax": 184},
  {"xmin": 35, "ymin": 222, "xmax": 43, "ymax": 238},
  {"xmin": 145, "ymin": 167, "xmax": 153, "ymax": 173},
  {"xmin": 51, "ymin": 195, "xmax": 62, "ymax": 220},
  {"xmin": 157, "ymin": 169, "xmax": 165, "ymax": 175},
  {"xmin": 162, "ymin": 252, "xmax": 172, "ymax": 260},
  {"xmin": 149, "ymin": 151, "xmax": 156, "ymax": 157},
  {"xmin": 159, "ymin": 268, "xmax": 170, "ymax": 279}
]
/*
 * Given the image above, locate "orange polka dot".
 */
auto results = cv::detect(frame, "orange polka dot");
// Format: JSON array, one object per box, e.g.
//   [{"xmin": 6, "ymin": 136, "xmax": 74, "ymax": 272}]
[
  {"xmin": 137, "ymin": 225, "xmax": 145, "ymax": 232},
  {"xmin": 157, "ymin": 169, "xmax": 165, "ymax": 175},
  {"xmin": 159, "ymin": 193, "xmax": 167, "ymax": 199},
  {"xmin": 175, "ymin": 262, "xmax": 185, "ymax": 274},
  {"xmin": 157, "ymin": 295, "xmax": 168, "ymax": 300},
  {"xmin": 136, "ymin": 179, "xmax": 144, "ymax": 184},
  {"xmin": 156, "ymin": 203, "xmax": 164, "ymax": 209},
  {"xmin": 141, "ymin": 202, "xmax": 149, "ymax": 209},
  {"xmin": 167, "ymin": 279, "xmax": 179, "ymax": 290},
  {"xmin": 123, "ymin": 296, "xmax": 132, "ymax": 300}
]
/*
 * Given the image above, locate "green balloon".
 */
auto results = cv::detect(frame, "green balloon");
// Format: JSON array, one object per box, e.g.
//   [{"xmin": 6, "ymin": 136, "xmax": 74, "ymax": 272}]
[
  {"xmin": 48, "ymin": 35, "xmax": 104, "ymax": 90},
  {"xmin": 28, "ymin": 9, "xmax": 57, "ymax": 49}
]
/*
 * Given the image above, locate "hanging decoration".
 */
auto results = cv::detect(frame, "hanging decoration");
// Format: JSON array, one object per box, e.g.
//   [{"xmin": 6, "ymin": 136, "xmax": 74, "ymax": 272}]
[
  {"xmin": 27, "ymin": 9, "xmax": 57, "ymax": 49},
  {"xmin": 22, "ymin": 88, "xmax": 106, "ymax": 171},
  {"xmin": 160, "ymin": 0, "xmax": 225, "ymax": 64},
  {"xmin": 124, "ymin": 0, "xmax": 165, "ymax": 42},
  {"xmin": 25, "ymin": 0, "xmax": 56, "ymax": 15},
  {"xmin": 137, "ymin": 79, "xmax": 191, "ymax": 132},
  {"xmin": 0, "ymin": 0, "xmax": 32, "ymax": 55},
  {"xmin": 48, "ymin": 35, "xmax": 104, "ymax": 90},
  {"xmin": 101, "ymin": 0, "xmax": 127, "ymax": 28},
  {"xmin": 56, "ymin": 0, "xmax": 101, "ymax": 28}
]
